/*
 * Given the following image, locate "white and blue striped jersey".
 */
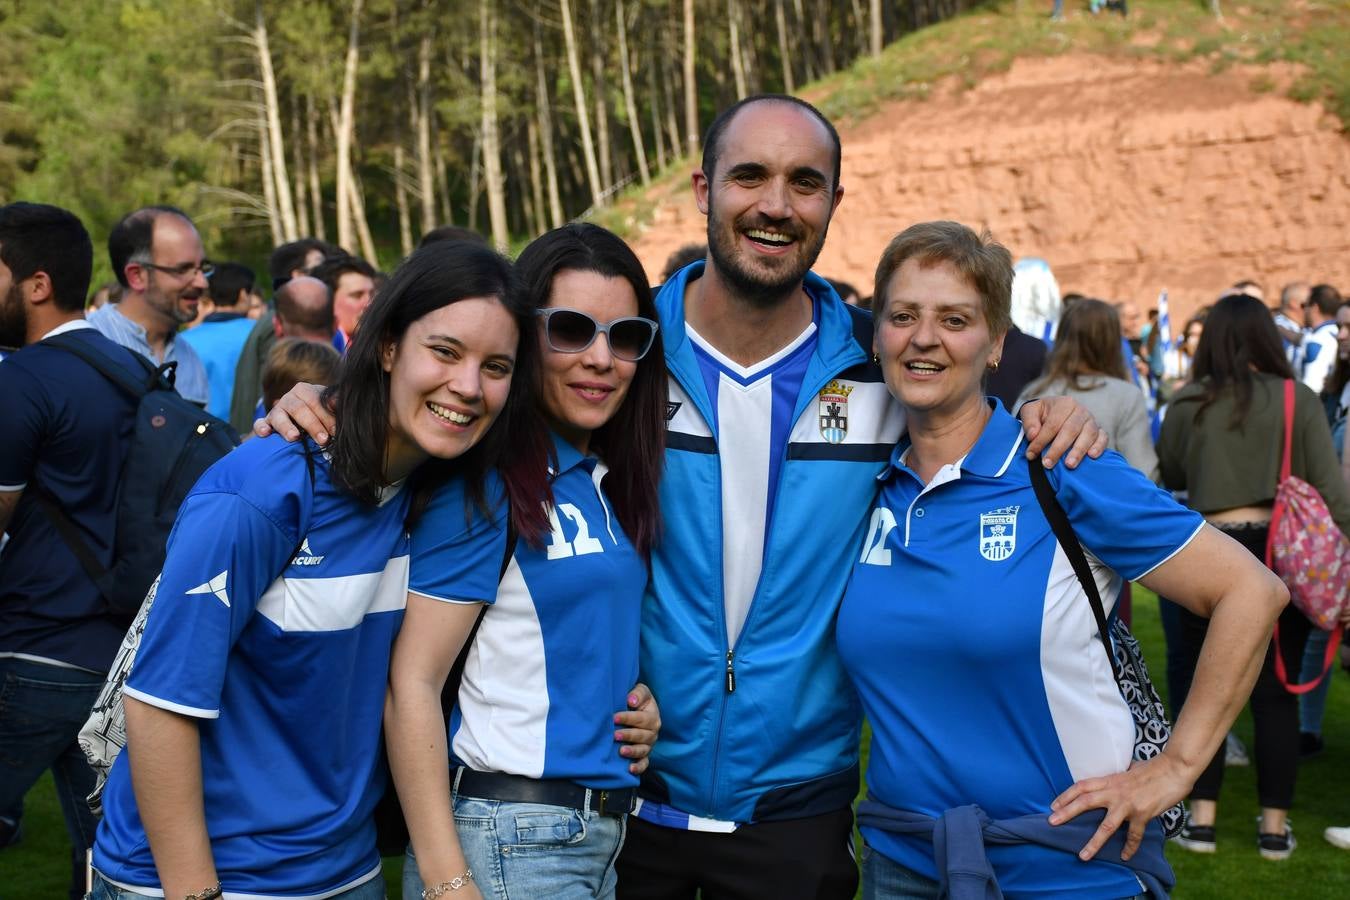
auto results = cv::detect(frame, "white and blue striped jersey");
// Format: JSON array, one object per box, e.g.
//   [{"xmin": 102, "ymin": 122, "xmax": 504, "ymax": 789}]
[
  {"xmin": 838, "ymin": 404, "xmax": 1203, "ymax": 898},
  {"xmin": 410, "ymin": 432, "xmax": 647, "ymax": 790},
  {"xmin": 95, "ymin": 437, "xmax": 421, "ymax": 899},
  {"xmin": 686, "ymin": 315, "xmax": 817, "ymax": 647}
]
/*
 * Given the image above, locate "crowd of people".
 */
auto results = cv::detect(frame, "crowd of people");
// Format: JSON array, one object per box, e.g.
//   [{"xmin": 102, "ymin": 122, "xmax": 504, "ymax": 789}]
[{"xmin": 0, "ymin": 91, "xmax": 1344, "ymax": 900}]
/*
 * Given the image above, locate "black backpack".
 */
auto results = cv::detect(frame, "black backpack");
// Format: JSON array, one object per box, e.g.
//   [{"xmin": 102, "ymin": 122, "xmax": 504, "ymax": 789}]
[{"xmin": 32, "ymin": 332, "xmax": 239, "ymax": 616}]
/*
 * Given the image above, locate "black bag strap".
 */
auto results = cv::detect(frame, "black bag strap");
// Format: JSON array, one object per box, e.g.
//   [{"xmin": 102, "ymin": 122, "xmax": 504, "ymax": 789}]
[
  {"xmin": 440, "ymin": 513, "xmax": 517, "ymax": 719},
  {"xmin": 1027, "ymin": 458, "xmax": 1117, "ymax": 668},
  {"xmin": 27, "ymin": 334, "xmax": 186, "ymax": 592},
  {"xmin": 39, "ymin": 330, "xmax": 170, "ymax": 399},
  {"xmin": 29, "ymin": 483, "xmax": 109, "ymax": 585}
]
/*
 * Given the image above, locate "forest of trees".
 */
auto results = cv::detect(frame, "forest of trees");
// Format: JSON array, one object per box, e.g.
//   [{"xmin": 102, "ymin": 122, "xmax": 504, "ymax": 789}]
[{"xmin": 0, "ymin": 0, "xmax": 979, "ymax": 271}]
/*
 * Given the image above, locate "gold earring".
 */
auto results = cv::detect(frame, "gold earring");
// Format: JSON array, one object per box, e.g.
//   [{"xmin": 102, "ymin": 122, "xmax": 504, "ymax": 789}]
[
  {"xmin": 988, "ymin": 358, "xmax": 1000, "ymax": 372},
  {"xmin": 871, "ymin": 353, "xmax": 881, "ymax": 366}
]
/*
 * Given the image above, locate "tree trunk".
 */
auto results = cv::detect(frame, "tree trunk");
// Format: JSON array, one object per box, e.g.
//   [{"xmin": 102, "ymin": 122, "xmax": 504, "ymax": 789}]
[
  {"xmin": 616, "ymin": 0, "xmax": 650, "ymax": 186},
  {"xmin": 416, "ymin": 30, "xmax": 437, "ymax": 235},
  {"xmin": 433, "ymin": 138, "xmax": 453, "ymax": 226},
  {"xmin": 254, "ymin": 7, "xmax": 297, "ymax": 240},
  {"xmin": 1211, "ymin": 0, "xmax": 1223, "ymax": 21},
  {"xmin": 291, "ymin": 100, "xmax": 310, "ymax": 237},
  {"xmin": 728, "ymin": 0, "xmax": 747, "ymax": 101},
  {"xmin": 870, "ymin": 0, "xmax": 883, "ymax": 56},
  {"xmin": 682, "ymin": 0, "xmax": 697, "ymax": 154},
  {"xmin": 815, "ymin": 1, "xmax": 835, "ymax": 74},
  {"xmin": 258, "ymin": 113, "xmax": 283, "ymax": 246},
  {"xmin": 305, "ymin": 94, "xmax": 326, "ymax": 240},
  {"xmin": 589, "ymin": 0, "xmax": 613, "ymax": 194},
  {"xmin": 559, "ymin": 0, "xmax": 604, "ymax": 209},
  {"xmin": 792, "ymin": 0, "xmax": 815, "ymax": 82},
  {"xmin": 467, "ymin": 130, "xmax": 481, "ymax": 233},
  {"xmin": 775, "ymin": 0, "xmax": 794, "ymax": 92},
  {"xmin": 480, "ymin": 0, "xmax": 509, "ymax": 250},
  {"xmin": 347, "ymin": 172, "xmax": 378, "ymax": 265},
  {"xmin": 660, "ymin": 20, "xmax": 682, "ymax": 159},
  {"xmin": 526, "ymin": 118, "xmax": 547, "ymax": 235},
  {"xmin": 335, "ymin": 0, "xmax": 364, "ymax": 254},
  {"xmin": 646, "ymin": 37, "xmax": 668, "ymax": 171},
  {"xmin": 394, "ymin": 143, "xmax": 413, "ymax": 256},
  {"xmin": 534, "ymin": 33, "xmax": 565, "ymax": 228}
]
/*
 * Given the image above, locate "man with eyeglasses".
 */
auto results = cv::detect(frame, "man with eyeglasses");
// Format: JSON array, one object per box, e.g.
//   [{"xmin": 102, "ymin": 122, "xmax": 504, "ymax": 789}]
[{"xmin": 87, "ymin": 206, "xmax": 211, "ymax": 406}]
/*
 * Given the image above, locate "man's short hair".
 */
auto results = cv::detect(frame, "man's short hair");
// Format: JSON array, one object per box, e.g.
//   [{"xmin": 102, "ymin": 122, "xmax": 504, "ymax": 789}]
[
  {"xmin": 701, "ymin": 94, "xmax": 842, "ymax": 190},
  {"xmin": 268, "ymin": 238, "xmax": 341, "ymax": 284},
  {"xmin": 1309, "ymin": 284, "xmax": 1344, "ymax": 318},
  {"xmin": 311, "ymin": 254, "xmax": 378, "ymax": 294},
  {"xmin": 108, "ymin": 206, "xmax": 192, "ymax": 289},
  {"xmin": 871, "ymin": 220, "xmax": 1014, "ymax": 338},
  {"xmin": 262, "ymin": 338, "xmax": 341, "ymax": 411},
  {"xmin": 0, "ymin": 202, "xmax": 94, "ymax": 313},
  {"xmin": 206, "ymin": 262, "xmax": 257, "ymax": 310},
  {"xmin": 419, "ymin": 226, "xmax": 488, "ymax": 249},
  {"xmin": 274, "ymin": 278, "xmax": 334, "ymax": 335},
  {"xmin": 661, "ymin": 243, "xmax": 707, "ymax": 282}
]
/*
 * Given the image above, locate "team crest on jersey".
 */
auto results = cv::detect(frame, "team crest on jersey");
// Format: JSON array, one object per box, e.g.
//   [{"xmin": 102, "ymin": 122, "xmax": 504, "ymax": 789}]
[
  {"xmin": 665, "ymin": 401, "xmax": 682, "ymax": 423},
  {"xmin": 818, "ymin": 379, "xmax": 854, "ymax": 444},
  {"xmin": 979, "ymin": 506, "xmax": 1019, "ymax": 562}
]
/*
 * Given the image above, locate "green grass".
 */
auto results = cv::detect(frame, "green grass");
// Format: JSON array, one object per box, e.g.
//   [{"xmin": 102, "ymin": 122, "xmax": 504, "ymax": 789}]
[{"xmin": 5, "ymin": 589, "xmax": 1350, "ymax": 897}]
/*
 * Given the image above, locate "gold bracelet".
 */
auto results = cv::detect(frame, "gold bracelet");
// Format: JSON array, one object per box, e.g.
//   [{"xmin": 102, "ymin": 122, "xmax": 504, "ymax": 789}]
[
  {"xmin": 183, "ymin": 885, "xmax": 222, "ymax": 900},
  {"xmin": 422, "ymin": 870, "xmax": 474, "ymax": 899}
]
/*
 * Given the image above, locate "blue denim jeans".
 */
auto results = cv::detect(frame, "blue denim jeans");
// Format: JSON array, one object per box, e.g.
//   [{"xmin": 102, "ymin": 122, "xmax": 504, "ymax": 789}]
[
  {"xmin": 860, "ymin": 845, "xmax": 1151, "ymax": 900},
  {"xmin": 1299, "ymin": 626, "xmax": 1332, "ymax": 735},
  {"xmin": 404, "ymin": 796, "xmax": 626, "ymax": 900},
  {"xmin": 0, "ymin": 656, "xmax": 104, "ymax": 900},
  {"xmin": 88, "ymin": 869, "xmax": 386, "ymax": 898}
]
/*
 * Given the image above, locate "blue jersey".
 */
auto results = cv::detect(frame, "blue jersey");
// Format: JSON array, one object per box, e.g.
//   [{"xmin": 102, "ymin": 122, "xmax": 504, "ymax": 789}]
[
  {"xmin": 640, "ymin": 265, "xmax": 907, "ymax": 825},
  {"xmin": 687, "ymin": 308, "xmax": 816, "ymax": 646},
  {"xmin": 95, "ymin": 436, "xmax": 412, "ymax": 898},
  {"xmin": 838, "ymin": 404, "xmax": 1203, "ymax": 899},
  {"xmin": 411, "ymin": 433, "xmax": 647, "ymax": 789}
]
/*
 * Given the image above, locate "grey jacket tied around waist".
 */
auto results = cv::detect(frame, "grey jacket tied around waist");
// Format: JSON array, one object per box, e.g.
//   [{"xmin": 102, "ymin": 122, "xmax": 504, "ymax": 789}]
[{"xmin": 857, "ymin": 797, "xmax": 1174, "ymax": 900}]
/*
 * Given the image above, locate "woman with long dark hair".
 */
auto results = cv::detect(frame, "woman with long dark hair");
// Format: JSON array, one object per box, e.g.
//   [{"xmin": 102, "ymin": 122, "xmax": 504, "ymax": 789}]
[
  {"xmin": 1159, "ymin": 293, "xmax": 1350, "ymax": 859},
  {"xmin": 385, "ymin": 223, "xmax": 668, "ymax": 900},
  {"xmin": 91, "ymin": 242, "xmax": 543, "ymax": 899},
  {"xmin": 1022, "ymin": 298, "xmax": 1157, "ymax": 480}
]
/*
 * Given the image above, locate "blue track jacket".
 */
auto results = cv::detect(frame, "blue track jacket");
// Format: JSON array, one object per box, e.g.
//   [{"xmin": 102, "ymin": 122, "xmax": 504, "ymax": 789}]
[{"xmin": 639, "ymin": 264, "xmax": 906, "ymax": 822}]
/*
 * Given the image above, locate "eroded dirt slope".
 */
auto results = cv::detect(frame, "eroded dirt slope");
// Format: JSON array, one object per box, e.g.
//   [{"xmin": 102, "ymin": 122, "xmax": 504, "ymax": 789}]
[{"xmin": 629, "ymin": 55, "xmax": 1350, "ymax": 322}]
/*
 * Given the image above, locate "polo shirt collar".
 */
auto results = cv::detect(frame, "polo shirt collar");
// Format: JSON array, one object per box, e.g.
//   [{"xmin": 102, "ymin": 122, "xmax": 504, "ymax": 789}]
[
  {"xmin": 547, "ymin": 430, "xmax": 596, "ymax": 479},
  {"xmin": 883, "ymin": 400, "xmax": 1025, "ymax": 481},
  {"xmin": 109, "ymin": 304, "xmax": 177, "ymax": 347}
]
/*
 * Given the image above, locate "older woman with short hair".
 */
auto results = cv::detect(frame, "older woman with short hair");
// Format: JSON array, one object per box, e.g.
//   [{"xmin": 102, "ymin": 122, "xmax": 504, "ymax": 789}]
[{"xmin": 838, "ymin": 221, "xmax": 1287, "ymax": 899}]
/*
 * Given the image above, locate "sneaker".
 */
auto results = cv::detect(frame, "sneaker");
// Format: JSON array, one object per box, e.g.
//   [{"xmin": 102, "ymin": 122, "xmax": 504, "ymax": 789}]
[
  {"xmin": 0, "ymin": 816, "xmax": 20, "ymax": 850},
  {"xmin": 1300, "ymin": 731, "xmax": 1325, "ymax": 760},
  {"xmin": 1172, "ymin": 823, "xmax": 1217, "ymax": 854},
  {"xmin": 1225, "ymin": 732, "xmax": 1250, "ymax": 766},
  {"xmin": 1258, "ymin": 824, "xmax": 1297, "ymax": 860}
]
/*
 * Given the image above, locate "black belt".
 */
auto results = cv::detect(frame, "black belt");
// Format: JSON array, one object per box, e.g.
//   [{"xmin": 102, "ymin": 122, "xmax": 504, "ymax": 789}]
[{"xmin": 452, "ymin": 767, "xmax": 636, "ymax": 818}]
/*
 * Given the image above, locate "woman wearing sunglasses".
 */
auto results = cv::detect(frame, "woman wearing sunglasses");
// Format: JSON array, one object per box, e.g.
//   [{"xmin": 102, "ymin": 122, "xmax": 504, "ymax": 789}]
[{"xmin": 383, "ymin": 223, "xmax": 667, "ymax": 900}]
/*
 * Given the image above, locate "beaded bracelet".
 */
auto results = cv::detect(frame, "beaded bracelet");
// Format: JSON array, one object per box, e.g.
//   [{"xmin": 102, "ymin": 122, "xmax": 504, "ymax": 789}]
[
  {"xmin": 422, "ymin": 869, "xmax": 474, "ymax": 899},
  {"xmin": 182, "ymin": 885, "xmax": 222, "ymax": 900}
]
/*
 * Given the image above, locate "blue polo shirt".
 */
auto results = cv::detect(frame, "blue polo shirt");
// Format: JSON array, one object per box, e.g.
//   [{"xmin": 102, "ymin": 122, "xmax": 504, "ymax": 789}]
[
  {"xmin": 0, "ymin": 322, "xmax": 139, "ymax": 672},
  {"xmin": 838, "ymin": 403, "xmax": 1202, "ymax": 899},
  {"xmin": 410, "ymin": 432, "xmax": 647, "ymax": 789},
  {"xmin": 95, "ymin": 436, "xmax": 419, "ymax": 899}
]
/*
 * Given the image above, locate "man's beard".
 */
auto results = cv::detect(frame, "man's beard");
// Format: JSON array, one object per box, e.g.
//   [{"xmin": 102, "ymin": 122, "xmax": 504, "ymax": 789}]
[
  {"xmin": 0, "ymin": 283, "xmax": 27, "ymax": 350},
  {"xmin": 706, "ymin": 209, "xmax": 827, "ymax": 309}
]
